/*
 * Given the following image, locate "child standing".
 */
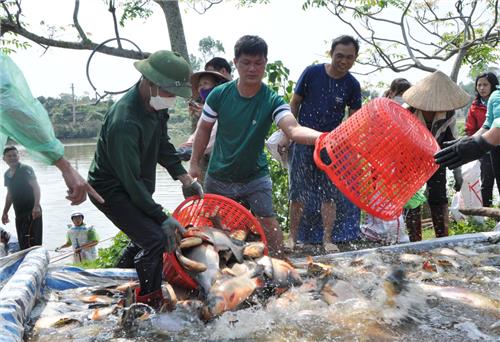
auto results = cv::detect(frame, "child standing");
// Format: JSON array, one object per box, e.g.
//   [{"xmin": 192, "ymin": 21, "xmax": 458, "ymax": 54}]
[
  {"xmin": 55, "ymin": 212, "xmax": 98, "ymax": 263},
  {"xmin": 0, "ymin": 227, "xmax": 20, "ymax": 255}
]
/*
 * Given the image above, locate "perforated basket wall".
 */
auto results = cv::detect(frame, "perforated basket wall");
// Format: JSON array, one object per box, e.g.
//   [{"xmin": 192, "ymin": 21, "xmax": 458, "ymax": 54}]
[
  {"xmin": 163, "ymin": 194, "xmax": 267, "ymax": 290},
  {"xmin": 313, "ymin": 98, "xmax": 440, "ymax": 220}
]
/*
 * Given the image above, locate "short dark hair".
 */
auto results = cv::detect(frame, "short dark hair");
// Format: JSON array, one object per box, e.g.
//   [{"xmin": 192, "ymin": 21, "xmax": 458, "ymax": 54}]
[
  {"xmin": 330, "ymin": 35, "xmax": 360, "ymax": 56},
  {"xmin": 234, "ymin": 35, "xmax": 268, "ymax": 60},
  {"xmin": 0, "ymin": 228, "xmax": 10, "ymax": 243},
  {"xmin": 205, "ymin": 57, "xmax": 231, "ymax": 74},
  {"xmin": 387, "ymin": 78, "xmax": 412, "ymax": 98},
  {"xmin": 474, "ymin": 72, "xmax": 499, "ymax": 104},
  {"xmin": 3, "ymin": 145, "xmax": 17, "ymax": 156}
]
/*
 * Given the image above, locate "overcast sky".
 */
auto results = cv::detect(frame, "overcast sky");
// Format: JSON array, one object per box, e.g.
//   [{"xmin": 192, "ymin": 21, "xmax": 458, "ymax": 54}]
[{"xmin": 7, "ymin": 0, "xmax": 486, "ymax": 98}]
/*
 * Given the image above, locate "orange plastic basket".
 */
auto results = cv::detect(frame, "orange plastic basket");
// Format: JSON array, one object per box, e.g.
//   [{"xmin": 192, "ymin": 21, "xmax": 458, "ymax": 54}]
[
  {"xmin": 163, "ymin": 194, "xmax": 267, "ymax": 290},
  {"xmin": 313, "ymin": 98, "xmax": 440, "ymax": 220}
]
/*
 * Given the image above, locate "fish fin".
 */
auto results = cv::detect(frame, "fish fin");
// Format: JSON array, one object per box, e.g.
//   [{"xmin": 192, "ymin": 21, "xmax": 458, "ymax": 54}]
[
  {"xmin": 253, "ymin": 277, "xmax": 265, "ymax": 288},
  {"xmin": 249, "ymin": 263, "xmax": 265, "ymax": 278},
  {"xmin": 283, "ymin": 257, "xmax": 297, "ymax": 268}
]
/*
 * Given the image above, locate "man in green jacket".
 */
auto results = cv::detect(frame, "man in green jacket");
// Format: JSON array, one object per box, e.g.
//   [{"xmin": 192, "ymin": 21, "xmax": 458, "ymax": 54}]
[{"xmin": 88, "ymin": 50, "xmax": 203, "ymax": 310}]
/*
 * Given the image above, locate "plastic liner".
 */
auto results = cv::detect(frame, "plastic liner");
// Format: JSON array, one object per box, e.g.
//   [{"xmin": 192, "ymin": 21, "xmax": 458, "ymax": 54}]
[
  {"xmin": 0, "ymin": 247, "xmax": 48, "ymax": 342},
  {"xmin": 301, "ymin": 231, "xmax": 500, "ymax": 262},
  {"xmin": 45, "ymin": 266, "xmax": 137, "ymax": 291},
  {"xmin": 0, "ymin": 53, "xmax": 64, "ymax": 164}
]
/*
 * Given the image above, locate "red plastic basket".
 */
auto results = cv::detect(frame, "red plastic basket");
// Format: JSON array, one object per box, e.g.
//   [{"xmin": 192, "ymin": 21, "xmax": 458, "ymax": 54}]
[
  {"xmin": 163, "ymin": 194, "xmax": 267, "ymax": 290},
  {"xmin": 313, "ymin": 98, "xmax": 439, "ymax": 220}
]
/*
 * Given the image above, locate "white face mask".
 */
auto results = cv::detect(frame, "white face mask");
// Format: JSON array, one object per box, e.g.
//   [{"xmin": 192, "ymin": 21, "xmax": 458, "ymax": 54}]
[{"xmin": 149, "ymin": 86, "xmax": 176, "ymax": 110}]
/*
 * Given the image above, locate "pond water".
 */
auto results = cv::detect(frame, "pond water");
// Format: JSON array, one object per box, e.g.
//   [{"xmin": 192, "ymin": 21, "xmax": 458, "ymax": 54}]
[
  {"xmin": 0, "ymin": 137, "xmax": 188, "ymax": 258},
  {"xmin": 26, "ymin": 236, "xmax": 500, "ymax": 342}
]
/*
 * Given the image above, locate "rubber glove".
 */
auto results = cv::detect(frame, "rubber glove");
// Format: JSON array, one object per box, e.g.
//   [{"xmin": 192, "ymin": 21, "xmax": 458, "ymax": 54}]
[
  {"xmin": 161, "ymin": 216, "xmax": 183, "ymax": 252},
  {"xmin": 453, "ymin": 168, "xmax": 463, "ymax": 192},
  {"xmin": 434, "ymin": 136, "xmax": 494, "ymax": 169},
  {"xmin": 182, "ymin": 180, "xmax": 204, "ymax": 199}
]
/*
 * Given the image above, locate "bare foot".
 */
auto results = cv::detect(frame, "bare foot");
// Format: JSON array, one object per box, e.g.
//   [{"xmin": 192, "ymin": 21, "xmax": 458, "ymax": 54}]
[{"xmin": 323, "ymin": 242, "xmax": 339, "ymax": 253}]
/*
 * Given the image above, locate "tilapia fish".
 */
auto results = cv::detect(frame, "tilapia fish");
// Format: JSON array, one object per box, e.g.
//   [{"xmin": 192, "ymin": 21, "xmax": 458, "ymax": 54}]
[
  {"xmin": 256, "ymin": 256, "xmax": 303, "ymax": 288},
  {"xmin": 418, "ymin": 283, "xmax": 500, "ymax": 313},
  {"xmin": 184, "ymin": 226, "xmax": 244, "ymax": 263},
  {"xmin": 183, "ymin": 243, "xmax": 220, "ymax": 295},
  {"xmin": 201, "ymin": 266, "xmax": 264, "ymax": 320}
]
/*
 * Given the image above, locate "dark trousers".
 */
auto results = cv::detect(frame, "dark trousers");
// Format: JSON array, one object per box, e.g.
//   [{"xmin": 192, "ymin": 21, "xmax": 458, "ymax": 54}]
[
  {"xmin": 15, "ymin": 214, "xmax": 43, "ymax": 250},
  {"xmin": 91, "ymin": 196, "xmax": 166, "ymax": 295},
  {"xmin": 115, "ymin": 242, "xmax": 141, "ymax": 268},
  {"xmin": 427, "ymin": 165, "xmax": 448, "ymax": 206},
  {"xmin": 486, "ymin": 147, "xmax": 500, "ymax": 205}
]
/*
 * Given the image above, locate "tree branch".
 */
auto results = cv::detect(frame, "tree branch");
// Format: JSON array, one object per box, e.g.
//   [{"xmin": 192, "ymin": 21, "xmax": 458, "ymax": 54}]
[
  {"xmin": 0, "ymin": 20, "xmax": 146, "ymax": 59},
  {"xmin": 73, "ymin": 0, "xmax": 89, "ymax": 43}
]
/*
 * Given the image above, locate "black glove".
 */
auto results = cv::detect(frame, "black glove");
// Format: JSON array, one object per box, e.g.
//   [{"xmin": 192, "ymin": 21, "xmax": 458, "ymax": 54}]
[
  {"xmin": 453, "ymin": 172, "xmax": 463, "ymax": 192},
  {"xmin": 182, "ymin": 180, "xmax": 204, "ymax": 199},
  {"xmin": 434, "ymin": 135, "xmax": 495, "ymax": 169},
  {"xmin": 161, "ymin": 216, "xmax": 183, "ymax": 252}
]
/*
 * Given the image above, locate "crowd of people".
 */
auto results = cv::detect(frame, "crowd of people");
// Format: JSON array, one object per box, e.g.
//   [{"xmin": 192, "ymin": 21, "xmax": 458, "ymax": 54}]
[{"xmin": 1, "ymin": 34, "xmax": 499, "ymax": 310}]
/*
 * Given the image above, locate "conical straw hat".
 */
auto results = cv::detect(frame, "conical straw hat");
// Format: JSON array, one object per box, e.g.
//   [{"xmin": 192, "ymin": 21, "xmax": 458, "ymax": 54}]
[{"xmin": 403, "ymin": 70, "xmax": 470, "ymax": 111}]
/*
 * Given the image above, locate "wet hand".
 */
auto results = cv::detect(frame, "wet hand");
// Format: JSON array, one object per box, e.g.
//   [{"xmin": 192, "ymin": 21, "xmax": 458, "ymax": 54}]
[
  {"xmin": 161, "ymin": 216, "xmax": 183, "ymax": 252},
  {"xmin": 189, "ymin": 163, "xmax": 201, "ymax": 180},
  {"xmin": 182, "ymin": 180, "xmax": 204, "ymax": 199},
  {"xmin": 277, "ymin": 134, "xmax": 290, "ymax": 157},
  {"xmin": 1, "ymin": 213, "xmax": 8, "ymax": 225},
  {"xmin": 32, "ymin": 205, "xmax": 42, "ymax": 219},
  {"xmin": 56, "ymin": 158, "xmax": 105, "ymax": 205}
]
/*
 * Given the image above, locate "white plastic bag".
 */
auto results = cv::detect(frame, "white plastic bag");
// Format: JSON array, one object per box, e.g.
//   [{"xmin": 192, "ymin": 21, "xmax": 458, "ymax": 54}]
[
  {"xmin": 360, "ymin": 214, "xmax": 409, "ymax": 244},
  {"xmin": 265, "ymin": 130, "xmax": 288, "ymax": 168},
  {"xmin": 449, "ymin": 192, "xmax": 466, "ymax": 221},
  {"xmin": 451, "ymin": 160, "xmax": 484, "ymax": 224}
]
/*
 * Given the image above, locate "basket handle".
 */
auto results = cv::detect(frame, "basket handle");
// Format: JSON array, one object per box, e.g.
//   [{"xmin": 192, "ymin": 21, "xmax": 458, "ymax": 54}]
[{"xmin": 313, "ymin": 132, "xmax": 333, "ymax": 171}]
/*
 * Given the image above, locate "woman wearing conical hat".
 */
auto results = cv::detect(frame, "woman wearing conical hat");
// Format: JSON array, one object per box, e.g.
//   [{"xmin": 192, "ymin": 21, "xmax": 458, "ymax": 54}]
[{"xmin": 402, "ymin": 71, "xmax": 470, "ymax": 242}]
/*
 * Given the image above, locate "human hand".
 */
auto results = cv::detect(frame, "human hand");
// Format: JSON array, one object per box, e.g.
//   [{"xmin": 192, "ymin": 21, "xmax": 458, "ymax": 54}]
[
  {"xmin": 55, "ymin": 158, "xmax": 104, "ymax": 205},
  {"xmin": 277, "ymin": 133, "xmax": 290, "ymax": 158},
  {"xmin": 182, "ymin": 180, "xmax": 204, "ymax": 199},
  {"xmin": 1, "ymin": 213, "xmax": 9, "ymax": 225},
  {"xmin": 434, "ymin": 136, "xmax": 494, "ymax": 169},
  {"xmin": 161, "ymin": 216, "xmax": 183, "ymax": 252},
  {"xmin": 32, "ymin": 205, "xmax": 42, "ymax": 219},
  {"xmin": 189, "ymin": 163, "xmax": 201, "ymax": 180}
]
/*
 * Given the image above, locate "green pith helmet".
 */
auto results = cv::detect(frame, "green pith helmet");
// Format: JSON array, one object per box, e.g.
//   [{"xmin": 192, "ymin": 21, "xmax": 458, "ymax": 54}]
[{"xmin": 134, "ymin": 50, "xmax": 192, "ymax": 98}]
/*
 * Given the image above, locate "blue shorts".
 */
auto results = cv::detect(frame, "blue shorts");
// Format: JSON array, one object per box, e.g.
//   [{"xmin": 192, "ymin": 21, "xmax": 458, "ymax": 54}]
[
  {"xmin": 289, "ymin": 143, "xmax": 339, "ymax": 202},
  {"xmin": 204, "ymin": 174, "xmax": 275, "ymax": 218}
]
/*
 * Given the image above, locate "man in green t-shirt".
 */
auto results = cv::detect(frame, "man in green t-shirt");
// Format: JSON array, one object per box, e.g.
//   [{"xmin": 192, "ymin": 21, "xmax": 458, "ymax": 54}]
[
  {"xmin": 189, "ymin": 35, "xmax": 322, "ymax": 257},
  {"xmin": 2, "ymin": 145, "xmax": 42, "ymax": 250}
]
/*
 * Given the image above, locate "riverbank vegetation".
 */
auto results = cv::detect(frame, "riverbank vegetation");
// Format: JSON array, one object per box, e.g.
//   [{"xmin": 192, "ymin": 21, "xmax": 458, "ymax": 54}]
[{"xmin": 38, "ymin": 94, "xmax": 192, "ymax": 139}]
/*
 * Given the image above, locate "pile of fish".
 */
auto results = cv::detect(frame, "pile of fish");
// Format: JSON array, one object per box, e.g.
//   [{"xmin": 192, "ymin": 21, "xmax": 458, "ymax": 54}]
[
  {"xmin": 174, "ymin": 217, "xmax": 303, "ymax": 320},
  {"xmin": 26, "ymin": 234, "xmax": 500, "ymax": 341}
]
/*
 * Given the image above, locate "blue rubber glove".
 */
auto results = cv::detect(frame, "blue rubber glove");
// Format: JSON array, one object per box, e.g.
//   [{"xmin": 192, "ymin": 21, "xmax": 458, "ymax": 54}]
[
  {"xmin": 182, "ymin": 180, "xmax": 204, "ymax": 199},
  {"xmin": 161, "ymin": 216, "xmax": 183, "ymax": 252}
]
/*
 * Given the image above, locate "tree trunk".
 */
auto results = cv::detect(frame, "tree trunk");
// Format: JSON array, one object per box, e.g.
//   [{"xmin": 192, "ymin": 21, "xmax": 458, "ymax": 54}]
[
  {"xmin": 449, "ymin": 47, "xmax": 468, "ymax": 82},
  {"xmin": 459, "ymin": 207, "xmax": 500, "ymax": 220},
  {"xmin": 154, "ymin": 0, "xmax": 190, "ymax": 65}
]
